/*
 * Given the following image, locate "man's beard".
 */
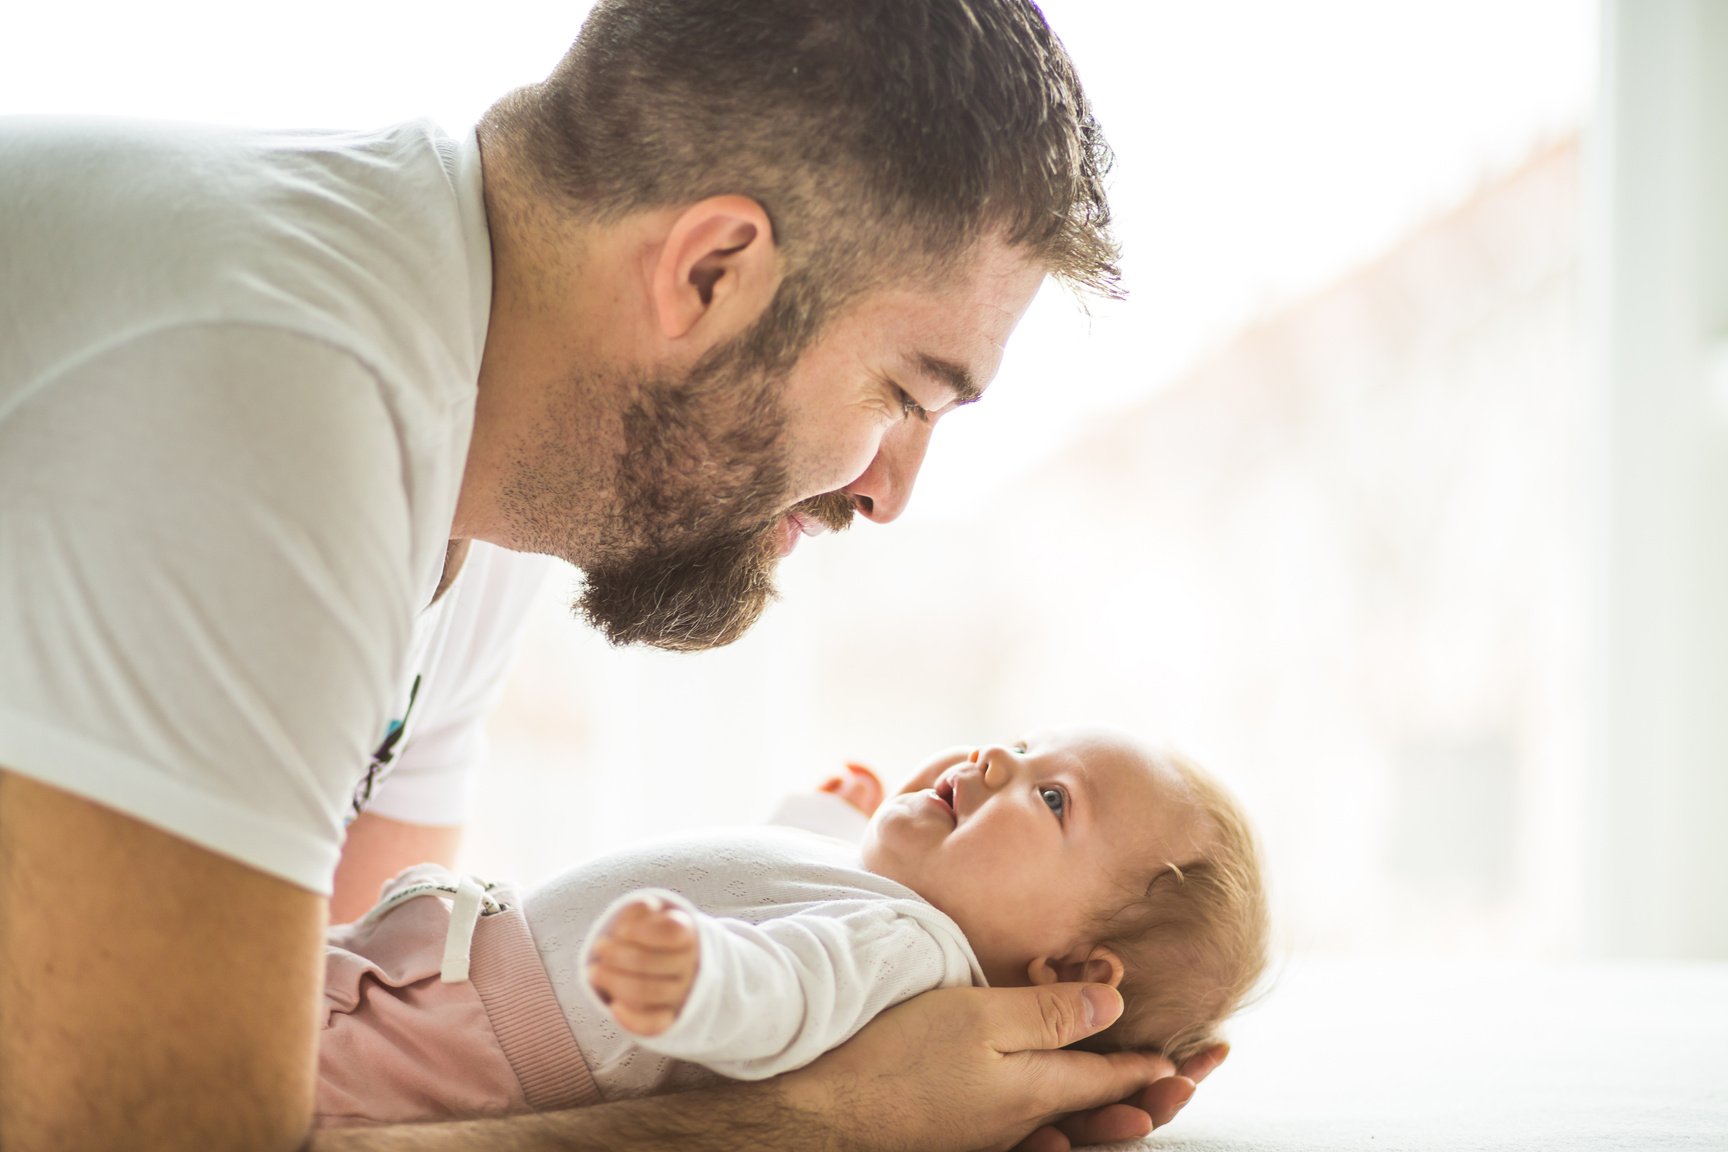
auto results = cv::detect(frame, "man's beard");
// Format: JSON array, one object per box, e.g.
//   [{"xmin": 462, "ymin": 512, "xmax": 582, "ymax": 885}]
[{"xmin": 571, "ymin": 320, "xmax": 854, "ymax": 653}]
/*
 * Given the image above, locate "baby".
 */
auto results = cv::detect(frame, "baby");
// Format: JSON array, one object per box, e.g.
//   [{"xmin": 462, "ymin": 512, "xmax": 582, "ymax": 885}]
[{"xmin": 316, "ymin": 726, "xmax": 1268, "ymax": 1127}]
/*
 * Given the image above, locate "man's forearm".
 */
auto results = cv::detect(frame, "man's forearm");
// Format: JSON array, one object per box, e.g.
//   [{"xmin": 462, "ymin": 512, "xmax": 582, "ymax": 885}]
[{"xmin": 305, "ymin": 1082, "xmax": 844, "ymax": 1152}]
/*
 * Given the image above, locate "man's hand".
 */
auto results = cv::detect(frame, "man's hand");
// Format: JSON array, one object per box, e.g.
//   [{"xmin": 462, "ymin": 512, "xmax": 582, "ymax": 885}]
[
  {"xmin": 587, "ymin": 895, "xmax": 699, "ymax": 1036},
  {"xmin": 778, "ymin": 982, "xmax": 1179, "ymax": 1152},
  {"xmin": 1017, "ymin": 1043, "xmax": 1231, "ymax": 1152}
]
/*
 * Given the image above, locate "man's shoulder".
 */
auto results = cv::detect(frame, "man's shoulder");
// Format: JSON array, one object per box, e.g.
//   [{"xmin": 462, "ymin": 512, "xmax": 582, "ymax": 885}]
[
  {"xmin": 1, "ymin": 116, "xmax": 489, "ymax": 415},
  {"xmin": 0, "ymin": 116, "xmax": 458, "ymax": 212},
  {"xmin": 0, "ymin": 117, "xmax": 462, "ymax": 255}
]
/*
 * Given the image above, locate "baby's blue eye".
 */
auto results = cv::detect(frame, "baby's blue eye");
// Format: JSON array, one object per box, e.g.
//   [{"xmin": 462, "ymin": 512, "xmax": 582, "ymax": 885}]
[{"xmin": 1040, "ymin": 786, "xmax": 1066, "ymax": 818}]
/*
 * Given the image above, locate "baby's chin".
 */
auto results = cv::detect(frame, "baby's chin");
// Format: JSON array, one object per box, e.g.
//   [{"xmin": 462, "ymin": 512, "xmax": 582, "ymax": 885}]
[
  {"xmin": 857, "ymin": 823, "xmax": 932, "ymax": 905},
  {"xmin": 856, "ymin": 834, "xmax": 1018, "ymax": 985}
]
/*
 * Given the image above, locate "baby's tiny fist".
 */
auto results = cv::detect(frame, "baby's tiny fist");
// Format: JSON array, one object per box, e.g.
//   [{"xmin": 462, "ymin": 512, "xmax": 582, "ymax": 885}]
[
  {"xmin": 588, "ymin": 896, "xmax": 700, "ymax": 1038},
  {"xmin": 819, "ymin": 762, "xmax": 885, "ymax": 816}
]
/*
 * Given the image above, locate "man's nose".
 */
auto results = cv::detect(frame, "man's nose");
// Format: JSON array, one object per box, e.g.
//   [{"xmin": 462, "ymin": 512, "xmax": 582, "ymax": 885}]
[{"xmin": 843, "ymin": 417, "xmax": 933, "ymax": 524}]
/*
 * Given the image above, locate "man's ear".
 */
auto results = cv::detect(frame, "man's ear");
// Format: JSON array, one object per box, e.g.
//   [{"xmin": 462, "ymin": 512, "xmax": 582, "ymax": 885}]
[
  {"xmin": 649, "ymin": 195, "xmax": 778, "ymax": 345},
  {"xmin": 1026, "ymin": 945, "xmax": 1125, "ymax": 988}
]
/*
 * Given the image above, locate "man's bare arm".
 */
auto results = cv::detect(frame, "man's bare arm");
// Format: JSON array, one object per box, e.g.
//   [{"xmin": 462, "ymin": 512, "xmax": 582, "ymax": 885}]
[
  {"xmin": 312, "ymin": 983, "xmax": 1183, "ymax": 1152},
  {"xmin": 0, "ymin": 769, "xmax": 325, "ymax": 1151},
  {"xmin": 329, "ymin": 811, "xmax": 463, "ymax": 925},
  {"xmin": 309, "ymin": 1083, "xmax": 821, "ymax": 1152}
]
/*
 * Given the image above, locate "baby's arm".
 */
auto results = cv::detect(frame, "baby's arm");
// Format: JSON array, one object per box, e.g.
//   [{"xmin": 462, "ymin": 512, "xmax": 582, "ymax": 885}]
[
  {"xmin": 765, "ymin": 763, "xmax": 884, "ymax": 842},
  {"xmin": 582, "ymin": 888, "xmax": 976, "ymax": 1080}
]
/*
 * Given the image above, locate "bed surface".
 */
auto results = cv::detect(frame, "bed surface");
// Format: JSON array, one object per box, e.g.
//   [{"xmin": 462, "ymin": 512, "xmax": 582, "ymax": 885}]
[{"xmin": 1105, "ymin": 956, "xmax": 1728, "ymax": 1151}]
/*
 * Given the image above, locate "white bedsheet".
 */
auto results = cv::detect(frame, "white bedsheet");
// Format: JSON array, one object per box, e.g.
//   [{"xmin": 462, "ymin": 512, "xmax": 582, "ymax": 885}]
[{"xmin": 1107, "ymin": 956, "xmax": 1728, "ymax": 1151}]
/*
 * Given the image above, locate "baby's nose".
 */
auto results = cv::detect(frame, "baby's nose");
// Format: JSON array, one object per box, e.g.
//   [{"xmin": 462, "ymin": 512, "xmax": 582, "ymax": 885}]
[{"xmin": 974, "ymin": 745, "xmax": 1018, "ymax": 788}]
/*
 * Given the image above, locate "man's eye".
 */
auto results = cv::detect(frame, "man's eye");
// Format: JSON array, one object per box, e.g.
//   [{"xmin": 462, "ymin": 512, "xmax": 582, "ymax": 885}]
[
  {"xmin": 1039, "ymin": 786, "xmax": 1066, "ymax": 819},
  {"xmin": 894, "ymin": 386, "xmax": 929, "ymax": 423},
  {"xmin": 1012, "ymin": 740, "xmax": 1030, "ymax": 753}
]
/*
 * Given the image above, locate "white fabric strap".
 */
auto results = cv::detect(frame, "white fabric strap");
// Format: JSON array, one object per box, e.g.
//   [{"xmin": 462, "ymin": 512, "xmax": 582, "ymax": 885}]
[
  {"xmin": 440, "ymin": 874, "xmax": 488, "ymax": 983},
  {"xmin": 353, "ymin": 870, "xmax": 502, "ymax": 985},
  {"xmin": 358, "ymin": 875, "xmax": 501, "ymax": 925}
]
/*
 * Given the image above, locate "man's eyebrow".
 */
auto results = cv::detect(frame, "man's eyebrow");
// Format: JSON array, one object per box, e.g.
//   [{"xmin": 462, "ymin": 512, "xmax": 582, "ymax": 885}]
[{"xmin": 912, "ymin": 353, "xmax": 981, "ymax": 405}]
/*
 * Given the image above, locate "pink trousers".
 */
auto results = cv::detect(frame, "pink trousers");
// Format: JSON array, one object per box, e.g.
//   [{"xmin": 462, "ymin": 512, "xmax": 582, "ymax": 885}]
[{"xmin": 317, "ymin": 865, "xmax": 602, "ymax": 1128}]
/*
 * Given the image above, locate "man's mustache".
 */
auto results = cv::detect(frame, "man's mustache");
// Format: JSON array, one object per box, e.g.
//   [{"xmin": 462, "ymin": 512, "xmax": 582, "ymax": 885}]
[{"xmin": 793, "ymin": 490, "xmax": 856, "ymax": 533}]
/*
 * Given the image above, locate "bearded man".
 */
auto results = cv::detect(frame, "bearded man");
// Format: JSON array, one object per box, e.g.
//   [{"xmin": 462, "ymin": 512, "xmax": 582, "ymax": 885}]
[{"xmin": 0, "ymin": 2, "xmax": 1222, "ymax": 1149}]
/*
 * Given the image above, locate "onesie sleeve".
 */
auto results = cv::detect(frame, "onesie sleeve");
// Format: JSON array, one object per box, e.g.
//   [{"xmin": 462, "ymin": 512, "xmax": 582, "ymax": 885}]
[
  {"xmin": 0, "ymin": 325, "xmax": 417, "ymax": 894},
  {"xmin": 577, "ymin": 887, "xmax": 979, "ymax": 1080},
  {"xmin": 764, "ymin": 789, "xmax": 871, "ymax": 843}
]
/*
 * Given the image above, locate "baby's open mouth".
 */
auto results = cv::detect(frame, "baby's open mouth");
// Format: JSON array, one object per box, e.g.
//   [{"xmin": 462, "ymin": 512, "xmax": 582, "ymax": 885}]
[{"xmin": 934, "ymin": 775, "xmax": 957, "ymax": 817}]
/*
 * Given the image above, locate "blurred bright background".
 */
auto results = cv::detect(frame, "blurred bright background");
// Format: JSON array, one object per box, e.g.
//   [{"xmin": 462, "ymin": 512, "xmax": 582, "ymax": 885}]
[{"xmin": 10, "ymin": 1, "xmax": 1723, "ymax": 965}]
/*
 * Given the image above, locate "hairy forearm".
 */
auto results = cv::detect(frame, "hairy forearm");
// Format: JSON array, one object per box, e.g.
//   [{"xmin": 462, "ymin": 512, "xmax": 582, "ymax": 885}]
[{"xmin": 304, "ymin": 1082, "xmax": 845, "ymax": 1152}]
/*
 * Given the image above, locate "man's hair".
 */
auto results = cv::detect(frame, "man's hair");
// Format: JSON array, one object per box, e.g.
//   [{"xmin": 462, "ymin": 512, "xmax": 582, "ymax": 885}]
[
  {"xmin": 1081, "ymin": 751, "xmax": 1270, "ymax": 1065},
  {"xmin": 482, "ymin": 0, "xmax": 1121, "ymax": 322}
]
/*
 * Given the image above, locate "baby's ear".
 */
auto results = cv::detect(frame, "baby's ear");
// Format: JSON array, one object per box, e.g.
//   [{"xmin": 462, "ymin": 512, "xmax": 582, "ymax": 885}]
[{"xmin": 1026, "ymin": 945, "xmax": 1125, "ymax": 988}]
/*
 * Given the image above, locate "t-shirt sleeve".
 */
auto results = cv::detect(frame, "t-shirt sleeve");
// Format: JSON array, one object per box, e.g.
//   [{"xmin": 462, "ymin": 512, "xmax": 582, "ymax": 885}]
[
  {"xmin": 0, "ymin": 325, "xmax": 418, "ymax": 894},
  {"xmin": 362, "ymin": 545, "xmax": 556, "ymax": 828}
]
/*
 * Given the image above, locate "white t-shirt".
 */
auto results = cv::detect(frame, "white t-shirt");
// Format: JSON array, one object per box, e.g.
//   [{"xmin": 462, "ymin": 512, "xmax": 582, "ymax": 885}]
[
  {"xmin": 523, "ymin": 823, "xmax": 985, "ymax": 1098},
  {"xmin": 355, "ymin": 540, "xmax": 555, "ymax": 830},
  {"xmin": 0, "ymin": 117, "xmax": 547, "ymax": 894}
]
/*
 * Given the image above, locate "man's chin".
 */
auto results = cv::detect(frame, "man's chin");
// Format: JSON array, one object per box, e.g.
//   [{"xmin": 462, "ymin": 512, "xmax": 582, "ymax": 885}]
[
  {"xmin": 574, "ymin": 529, "xmax": 782, "ymax": 652},
  {"xmin": 582, "ymin": 598, "xmax": 775, "ymax": 652}
]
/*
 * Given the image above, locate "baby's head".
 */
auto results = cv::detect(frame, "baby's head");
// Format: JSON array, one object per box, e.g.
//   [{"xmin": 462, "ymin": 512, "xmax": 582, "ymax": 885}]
[{"xmin": 860, "ymin": 726, "xmax": 1268, "ymax": 1063}]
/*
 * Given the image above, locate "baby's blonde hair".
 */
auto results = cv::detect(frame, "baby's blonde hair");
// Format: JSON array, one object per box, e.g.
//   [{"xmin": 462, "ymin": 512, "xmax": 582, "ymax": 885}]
[{"xmin": 1078, "ymin": 749, "xmax": 1269, "ymax": 1065}]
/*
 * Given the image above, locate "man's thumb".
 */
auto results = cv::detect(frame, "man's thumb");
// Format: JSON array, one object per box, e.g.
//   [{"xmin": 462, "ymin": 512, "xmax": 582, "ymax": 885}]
[
  {"xmin": 1079, "ymin": 984, "xmax": 1124, "ymax": 1035},
  {"xmin": 1019, "ymin": 983, "xmax": 1124, "ymax": 1051}
]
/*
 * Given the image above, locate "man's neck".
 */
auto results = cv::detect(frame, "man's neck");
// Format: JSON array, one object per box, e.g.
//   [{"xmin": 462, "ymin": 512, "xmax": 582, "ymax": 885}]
[
  {"xmin": 429, "ymin": 538, "xmax": 472, "ymax": 607},
  {"xmin": 454, "ymin": 125, "xmax": 636, "ymax": 559}
]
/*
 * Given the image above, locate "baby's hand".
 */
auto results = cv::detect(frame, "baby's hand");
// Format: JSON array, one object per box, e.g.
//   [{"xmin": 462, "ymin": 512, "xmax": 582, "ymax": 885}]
[
  {"xmin": 818, "ymin": 762, "xmax": 885, "ymax": 816},
  {"xmin": 586, "ymin": 895, "xmax": 699, "ymax": 1037}
]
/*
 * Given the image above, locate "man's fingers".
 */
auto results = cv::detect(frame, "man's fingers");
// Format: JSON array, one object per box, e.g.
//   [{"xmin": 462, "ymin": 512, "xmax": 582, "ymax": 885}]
[
  {"xmin": 1119, "ymin": 1075, "xmax": 1196, "ymax": 1129},
  {"xmin": 981, "ymin": 983, "xmax": 1190, "ymax": 1124},
  {"xmin": 1031, "ymin": 1078, "xmax": 1188, "ymax": 1149},
  {"xmin": 1178, "ymin": 1041, "xmax": 1229, "ymax": 1084},
  {"xmin": 1055, "ymin": 1103, "xmax": 1155, "ymax": 1146},
  {"xmin": 995, "ymin": 983, "xmax": 1123, "ymax": 1054},
  {"xmin": 1013, "ymin": 1124, "xmax": 1072, "ymax": 1152},
  {"xmin": 1005, "ymin": 1046, "xmax": 1178, "ymax": 1128}
]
